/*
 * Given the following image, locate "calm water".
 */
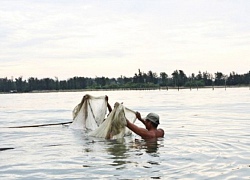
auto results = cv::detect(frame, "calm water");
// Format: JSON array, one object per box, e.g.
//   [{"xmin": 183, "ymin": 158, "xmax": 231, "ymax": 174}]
[{"xmin": 0, "ymin": 88, "xmax": 250, "ymax": 179}]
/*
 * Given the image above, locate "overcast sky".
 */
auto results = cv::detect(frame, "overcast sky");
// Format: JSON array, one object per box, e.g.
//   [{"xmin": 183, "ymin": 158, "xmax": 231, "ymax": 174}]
[{"xmin": 0, "ymin": 0, "xmax": 249, "ymax": 80}]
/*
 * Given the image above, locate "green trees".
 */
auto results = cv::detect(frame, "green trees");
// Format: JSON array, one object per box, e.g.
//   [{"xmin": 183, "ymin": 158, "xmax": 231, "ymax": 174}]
[
  {"xmin": 214, "ymin": 72, "xmax": 224, "ymax": 85},
  {"xmin": 0, "ymin": 77, "xmax": 15, "ymax": 92},
  {"xmin": 15, "ymin": 77, "xmax": 27, "ymax": 92},
  {"xmin": 171, "ymin": 70, "xmax": 187, "ymax": 87},
  {"xmin": 0, "ymin": 69, "xmax": 249, "ymax": 93},
  {"xmin": 227, "ymin": 71, "xmax": 250, "ymax": 86},
  {"xmin": 160, "ymin": 72, "xmax": 168, "ymax": 86},
  {"xmin": 131, "ymin": 69, "xmax": 159, "ymax": 88}
]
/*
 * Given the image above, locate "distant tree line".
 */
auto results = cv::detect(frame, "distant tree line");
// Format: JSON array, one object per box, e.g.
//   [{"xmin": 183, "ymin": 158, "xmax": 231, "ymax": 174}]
[{"xmin": 0, "ymin": 69, "xmax": 250, "ymax": 93}]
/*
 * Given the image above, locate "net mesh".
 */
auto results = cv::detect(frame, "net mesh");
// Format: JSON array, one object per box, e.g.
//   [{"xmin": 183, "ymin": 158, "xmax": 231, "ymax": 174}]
[
  {"xmin": 70, "ymin": 94, "xmax": 136, "ymax": 139},
  {"xmin": 89, "ymin": 102, "xmax": 136, "ymax": 139},
  {"xmin": 70, "ymin": 94, "xmax": 107, "ymax": 130}
]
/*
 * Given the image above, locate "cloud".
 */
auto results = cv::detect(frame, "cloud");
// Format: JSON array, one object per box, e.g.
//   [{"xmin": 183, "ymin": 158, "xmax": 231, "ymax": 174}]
[{"xmin": 0, "ymin": 0, "xmax": 250, "ymax": 79}]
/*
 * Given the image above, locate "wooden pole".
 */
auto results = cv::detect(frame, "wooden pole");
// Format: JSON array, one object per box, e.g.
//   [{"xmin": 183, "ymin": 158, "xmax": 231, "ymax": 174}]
[{"xmin": 6, "ymin": 121, "xmax": 72, "ymax": 128}]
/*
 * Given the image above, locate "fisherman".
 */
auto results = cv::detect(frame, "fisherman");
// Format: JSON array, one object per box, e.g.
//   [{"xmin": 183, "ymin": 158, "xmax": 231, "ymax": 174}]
[
  {"xmin": 126, "ymin": 112, "xmax": 164, "ymax": 139},
  {"xmin": 105, "ymin": 95, "xmax": 164, "ymax": 139}
]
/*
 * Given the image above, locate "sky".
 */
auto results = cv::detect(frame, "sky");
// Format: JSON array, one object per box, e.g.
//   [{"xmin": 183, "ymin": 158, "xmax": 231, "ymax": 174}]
[{"xmin": 0, "ymin": 0, "xmax": 249, "ymax": 80}]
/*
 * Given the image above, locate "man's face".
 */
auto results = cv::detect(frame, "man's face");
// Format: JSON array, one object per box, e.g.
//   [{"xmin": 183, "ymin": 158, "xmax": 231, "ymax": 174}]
[{"xmin": 145, "ymin": 119, "xmax": 151, "ymax": 130}]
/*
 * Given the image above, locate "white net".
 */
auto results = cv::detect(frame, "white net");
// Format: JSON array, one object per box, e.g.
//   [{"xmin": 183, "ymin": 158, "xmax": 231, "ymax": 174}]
[
  {"xmin": 70, "ymin": 94, "xmax": 136, "ymax": 139},
  {"xmin": 70, "ymin": 94, "xmax": 107, "ymax": 130},
  {"xmin": 89, "ymin": 102, "xmax": 136, "ymax": 139}
]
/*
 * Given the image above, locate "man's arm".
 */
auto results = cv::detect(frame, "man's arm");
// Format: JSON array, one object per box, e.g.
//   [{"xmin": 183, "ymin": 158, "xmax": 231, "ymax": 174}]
[
  {"xmin": 136, "ymin": 112, "xmax": 146, "ymax": 126},
  {"xmin": 105, "ymin": 95, "xmax": 112, "ymax": 113},
  {"xmin": 107, "ymin": 103, "xmax": 112, "ymax": 113},
  {"xmin": 126, "ymin": 120, "xmax": 154, "ymax": 139}
]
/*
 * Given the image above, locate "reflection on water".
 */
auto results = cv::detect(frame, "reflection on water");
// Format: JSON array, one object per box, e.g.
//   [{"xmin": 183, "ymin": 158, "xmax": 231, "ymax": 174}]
[
  {"xmin": 106, "ymin": 139, "xmax": 130, "ymax": 167},
  {"xmin": 106, "ymin": 137, "xmax": 164, "ymax": 167},
  {"xmin": 131, "ymin": 138, "xmax": 162, "ymax": 155}
]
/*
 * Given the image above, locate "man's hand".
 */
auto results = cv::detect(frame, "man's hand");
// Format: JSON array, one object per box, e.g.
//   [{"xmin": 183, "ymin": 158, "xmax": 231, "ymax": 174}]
[
  {"xmin": 136, "ymin": 111, "xmax": 142, "ymax": 120},
  {"xmin": 136, "ymin": 111, "xmax": 146, "ymax": 125},
  {"xmin": 106, "ymin": 96, "xmax": 112, "ymax": 113},
  {"xmin": 84, "ymin": 94, "xmax": 89, "ymax": 100}
]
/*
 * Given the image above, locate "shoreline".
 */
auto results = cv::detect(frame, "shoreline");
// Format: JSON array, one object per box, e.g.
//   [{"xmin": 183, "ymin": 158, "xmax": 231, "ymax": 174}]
[{"xmin": 1, "ymin": 85, "xmax": 249, "ymax": 94}]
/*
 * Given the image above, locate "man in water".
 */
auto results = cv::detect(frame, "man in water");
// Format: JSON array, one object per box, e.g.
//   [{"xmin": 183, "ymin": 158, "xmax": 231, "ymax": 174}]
[{"xmin": 126, "ymin": 112, "xmax": 164, "ymax": 139}]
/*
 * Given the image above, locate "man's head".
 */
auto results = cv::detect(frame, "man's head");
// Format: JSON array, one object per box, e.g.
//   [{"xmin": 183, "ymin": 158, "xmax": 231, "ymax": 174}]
[{"xmin": 145, "ymin": 113, "xmax": 160, "ymax": 128}]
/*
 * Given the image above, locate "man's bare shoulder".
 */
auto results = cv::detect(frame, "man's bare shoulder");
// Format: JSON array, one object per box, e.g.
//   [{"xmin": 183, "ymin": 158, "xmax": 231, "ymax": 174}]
[
  {"xmin": 158, "ymin": 128, "xmax": 164, "ymax": 132},
  {"xmin": 157, "ymin": 128, "xmax": 164, "ymax": 137}
]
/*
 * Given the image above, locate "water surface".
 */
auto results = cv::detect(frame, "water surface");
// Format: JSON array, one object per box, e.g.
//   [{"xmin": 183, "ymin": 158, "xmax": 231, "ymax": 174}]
[{"xmin": 0, "ymin": 88, "xmax": 250, "ymax": 179}]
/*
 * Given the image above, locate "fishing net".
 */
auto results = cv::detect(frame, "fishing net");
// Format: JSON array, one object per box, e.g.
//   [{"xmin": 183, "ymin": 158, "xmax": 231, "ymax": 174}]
[
  {"xmin": 89, "ymin": 102, "xmax": 136, "ymax": 139},
  {"xmin": 70, "ymin": 94, "xmax": 136, "ymax": 139},
  {"xmin": 70, "ymin": 94, "xmax": 107, "ymax": 130}
]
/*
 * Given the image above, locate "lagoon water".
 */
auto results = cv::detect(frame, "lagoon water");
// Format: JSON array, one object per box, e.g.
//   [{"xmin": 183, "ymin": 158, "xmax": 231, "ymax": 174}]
[{"xmin": 0, "ymin": 88, "xmax": 250, "ymax": 179}]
